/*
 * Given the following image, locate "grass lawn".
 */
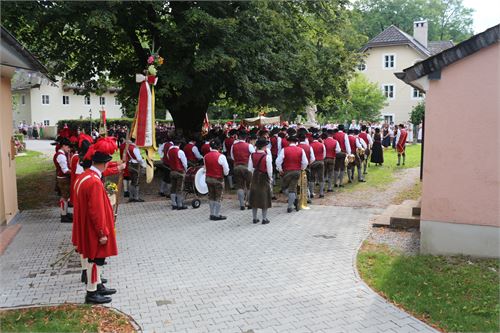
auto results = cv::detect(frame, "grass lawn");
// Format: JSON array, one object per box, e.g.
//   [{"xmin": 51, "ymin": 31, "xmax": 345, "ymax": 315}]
[
  {"xmin": 0, "ymin": 304, "xmax": 136, "ymax": 332},
  {"xmin": 357, "ymin": 242, "xmax": 500, "ymax": 333},
  {"xmin": 392, "ymin": 180, "xmax": 422, "ymax": 204},
  {"xmin": 344, "ymin": 144, "xmax": 422, "ymax": 191},
  {"xmin": 16, "ymin": 151, "xmax": 57, "ymax": 210}
]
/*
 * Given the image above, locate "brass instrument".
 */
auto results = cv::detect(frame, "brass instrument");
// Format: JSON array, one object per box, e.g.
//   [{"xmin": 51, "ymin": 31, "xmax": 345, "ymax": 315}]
[
  {"xmin": 345, "ymin": 154, "xmax": 355, "ymax": 168},
  {"xmin": 297, "ymin": 170, "xmax": 310, "ymax": 210}
]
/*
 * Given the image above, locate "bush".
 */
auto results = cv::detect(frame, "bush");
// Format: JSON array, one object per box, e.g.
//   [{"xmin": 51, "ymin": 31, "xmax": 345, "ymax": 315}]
[{"xmin": 57, "ymin": 118, "xmax": 173, "ymax": 134}]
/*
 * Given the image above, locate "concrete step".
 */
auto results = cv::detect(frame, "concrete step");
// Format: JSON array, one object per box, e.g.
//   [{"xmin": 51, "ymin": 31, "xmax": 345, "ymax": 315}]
[
  {"xmin": 390, "ymin": 205, "xmax": 420, "ymax": 229},
  {"xmin": 372, "ymin": 204, "xmax": 399, "ymax": 227}
]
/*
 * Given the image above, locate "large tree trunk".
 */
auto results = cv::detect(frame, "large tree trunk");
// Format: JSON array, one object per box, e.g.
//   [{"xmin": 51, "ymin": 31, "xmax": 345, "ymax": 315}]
[{"xmin": 169, "ymin": 98, "xmax": 209, "ymax": 139}]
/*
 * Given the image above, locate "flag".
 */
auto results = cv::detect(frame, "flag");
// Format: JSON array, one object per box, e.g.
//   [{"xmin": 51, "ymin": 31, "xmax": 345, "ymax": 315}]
[{"xmin": 202, "ymin": 113, "xmax": 210, "ymax": 136}]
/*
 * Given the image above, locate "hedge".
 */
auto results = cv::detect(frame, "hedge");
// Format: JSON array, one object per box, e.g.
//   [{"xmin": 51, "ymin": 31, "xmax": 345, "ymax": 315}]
[{"xmin": 56, "ymin": 118, "xmax": 175, "ymax": 133}]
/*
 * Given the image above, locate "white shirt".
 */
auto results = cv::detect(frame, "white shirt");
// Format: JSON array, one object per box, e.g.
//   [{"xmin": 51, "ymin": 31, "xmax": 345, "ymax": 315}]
[
  {"xmin": 357, "ymin": 137, "xmax": 367, "ymax": 149},
  {"xmin": 168, "ymin": 145, "xmax": 188, "ymax": 171},
  {"xmin": 56, "ymin": 149, "xmax": 70, "ymax": 176},
  {"xmin": 128, "ymin": 144, "xmax": 146, "ymax": 167},
  {"xmin": 189, "ymin": 142, "xmax": 203, "ymax": 160},
  {"xmin": 275, "ymin": 143, "xmax": 308, "ymax": 172},
  {"xmin": 248, "ymin": 150, "xmax": 273, "ymax": 181},
  {"xmin": 158, "ymin": 141, "xmax": 173, "ymax": 159},
  {"xmin": 230, "ymin": 139, "xmax": 255, "ymax": 160},
  {"xmin": 90, "ymin": 165, "xmax": 102, "ymax": 178},
  {"xmin": 340, "ymin": 133, "xmax": 351, "ymax": 155}
]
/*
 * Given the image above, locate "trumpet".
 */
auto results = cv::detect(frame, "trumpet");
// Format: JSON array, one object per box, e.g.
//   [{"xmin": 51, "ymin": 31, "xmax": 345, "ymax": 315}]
[{"xmin": 297, "ymin": 170, "xmax": 310, "ymax": 210}]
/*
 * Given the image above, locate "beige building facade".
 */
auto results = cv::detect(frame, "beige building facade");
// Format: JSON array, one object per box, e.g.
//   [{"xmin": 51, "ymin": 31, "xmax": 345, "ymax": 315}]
[
  {"xmin": 13, "ymin": 79, "xmax": 123, "ymax": 128},
  {"xmin": 397, "ymin": 24, "xmax": 500, "ymax": 258},
  {"xmin": 361, "ymin": 21, "xmax": 453, "ymax": 124}
]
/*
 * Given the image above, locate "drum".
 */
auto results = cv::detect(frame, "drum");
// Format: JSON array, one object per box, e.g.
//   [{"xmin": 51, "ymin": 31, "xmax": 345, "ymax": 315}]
[{"xmin": 185, "ymin": 166, "xmax": 208, "ymax": 195}]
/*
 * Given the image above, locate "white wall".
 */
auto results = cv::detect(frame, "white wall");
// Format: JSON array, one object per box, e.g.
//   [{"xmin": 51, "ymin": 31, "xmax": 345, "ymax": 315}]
[
  {"xmin": 12, "ymin": 89, "xmax": 32, "ymax": 126},
  {"xmin": 361, "ymin": 45, "xmax": 425, "ymax": 123},
  {"xmin": 13, "ymin": 80, "xmax": 123, "ymax": 127}
]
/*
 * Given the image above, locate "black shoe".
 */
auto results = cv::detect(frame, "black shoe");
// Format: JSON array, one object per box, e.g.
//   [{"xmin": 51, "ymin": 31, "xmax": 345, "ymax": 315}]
[
  {"xmin": 172, "ymin": 206, "xmax": 178, "ymax": 210},
  {"xmin": 101, "ymin": 277, "xmax": 107, "ymax": 284},
  {"xmin": 60, "ymin": 215, "xmax": 72, "ymax": 223},
  {"xmin": 363, "ymin": 172, "xmax": 368, "ymax": 175},
  {"xmin": 210, "ymin": 215, "xmax": 216, "ymax": 220},
  {"xmin": 327, "ymin": 189, "xmax": 333, "ymax": 192},
  {"xmin": 310, "ymin": 194, "xmax": 314, "ymax": 199},
  {"xmin": 359, "ymin": 179, "xmax": 366, "ymax": 183},
  {"xmin": 307, "ymin": 199, "xmax": 312, "ymax": 204},
  {"xmin": 319, "ymin": 194, "xmax": 325, "ymax": 198},
  {"xmin": 262, "ymin": 219, "xmax": 270, "ymax": 225},
  {"xmin": 334, "ymin": 184, "xmax": 338, "ymax": 188},
  {"xmin": 272, "ymin": 196, "xmax": 277, "ymax": 200},
  {"xmin": 81, "ymin": 270, "xmax": 87, "ymax": 284},
  {"xmin": 97, "ymin": 283, "xmax": 116, "ymax": 296},
  {"xmin": 396, "ymin": 163, "xmax": 400, "ymax": 166},
  {"xmin": 128, "ymin": 198, "xmax": 137, "ymax": 203},
  {"xmin": 214, "ymin": 215, "xmax": 227, "ymax": 220},
  {"xmin": 287, "ymin": 208, "xmax": 293, "ymax": 213},
  {"xmin": 339, "ymin": 184, "xmax": 344, "ymax": 188},
  {"xmin": 136, "ymin": 198, "xmax": 145, "ymax": 202},
  {"xmin": 253, "ymin": 219, "xmax": 260, "ymax": 224},
  {"xmin": 159, "ymin": 192, "xmax": 165, "ymax": 197},
  {"xmin": 124, "ymin": 191, "xmax": 130, "ymax": 198},
  {"xmin": 240, "ymin": 206, "xmax": 245, "ymax": 211},
  {"xmin": 66, "ymin": 212, "xmax": 73, "ymax": 218},
  {"xmin": 177, "ymin": 206, "xmax": 188, "ymax": 210},
  {"xmin": 85, "ymin": 291, "xmax": 112, "ymax": 304},
  {"xmin": 348, "ymin": 179, "xmax": 352, "ymax": 183}
]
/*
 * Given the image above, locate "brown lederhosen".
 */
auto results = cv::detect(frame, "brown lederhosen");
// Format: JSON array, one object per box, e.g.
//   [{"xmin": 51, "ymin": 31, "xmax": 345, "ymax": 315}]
[
  {"xmin": 57, "ymin": 177, "xmax": 70, "ymax": 199},
  {"xmin": 206, "ymin": 176, "xmax": 224, "ymax": 202},
  {"xmin": 128, "ymin": 162, "xmax": 140, "ymax": 186},
  {"xmin": 233, "ymin": 164, "xmax": 252, "ymax": 190},
  {"xmin": 281, "ymin": 170, "xmax": 301, "ymax": 193},
  {"xmin": 170, "ymin": 170, "xmax": 185, "ymax": 194},
  {"xmin": 310, "ymin": 160, "xmax": 325, "ymax": 182},
  {"xmin": 324, "ymin": 157, "xmax": 335, "ymax": 178},
  {"xmin": 334, "ymin": 152, "xmax": 346, "ymax": 171}
]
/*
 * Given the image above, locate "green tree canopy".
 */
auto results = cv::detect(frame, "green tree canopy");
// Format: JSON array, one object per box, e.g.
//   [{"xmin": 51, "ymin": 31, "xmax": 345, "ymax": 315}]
[
  {"xmin": 353, "ymin": 0, "xmax": 474, "ymax": 42},
  {"xmin": 344, "ymin": 74, "xmax": 386, "ymax": 123},
  {"xmin": 1, "ymin": 1, "xmax": 362, "ymax": 135}
]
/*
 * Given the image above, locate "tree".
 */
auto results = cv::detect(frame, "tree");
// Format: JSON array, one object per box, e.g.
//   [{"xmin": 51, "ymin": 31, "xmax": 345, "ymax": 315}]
[
  {"xmin": 1, "ymin": 1, "xmax": 361, "ymax": 135},
  {"xmin": 410, "ymin": 101, "xmax": 425, "ymax": 125},
  {"xmin": 353, "ymin": 0, "xmax": 474, "ymax": 42},
  {"xmin": 344, "ymin": 74, "xmax": 386, "ymax": 122}
]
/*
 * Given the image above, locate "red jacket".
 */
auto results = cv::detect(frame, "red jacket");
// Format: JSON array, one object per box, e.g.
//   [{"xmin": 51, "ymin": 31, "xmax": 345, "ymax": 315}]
[
  {"xmin": 162, "ymin": 142, "xmax": 173, "ymax": 165},
  {"xmin": 282, "ymin": 145, "xmax": 303, "ymax": 171},
  {"xmin": 359, "ymin": 132, "xmax": 369, "ymax": 146},
  {"xmin": 73, "ymin": 168, "xmax": 117, "ymax": 259},
  {"xmin": 270, "ymin": 136, "xmax": 279, "ymax": 157},
  {"xmin": 310, "ymin": 141, "xmax": 325, "ymax": 161},
  {"xmin": 397, "ymin": 129, "xmax": 408, "ymax": 153},
  {"xmin": 168, "ymin": 147, "xmax": 184, "ymax": 172},
  {"xmin": 70, "ymin": 154, "xmax": 80, "ymax": 202},
  {"xmin": 324, "ymin": 137, "xmax": 338, "ymax": 158},
  {"xmin": 334, "ymin": 131, "xmax": 347, "ymax": 153},
  {"xmin": 232, "ymin": 141, "xmax": 251, "ymax": 166},
  {"xmin": 348, "ymin": 135, "xmax": 357, "ymax": 153},
  {"xmin": 184, "ymin": 143, "xmax": 197, "ymax": 162}
]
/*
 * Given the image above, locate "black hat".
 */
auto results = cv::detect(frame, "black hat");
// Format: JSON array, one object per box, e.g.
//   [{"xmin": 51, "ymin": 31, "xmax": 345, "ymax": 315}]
[
  {"xmin": 92, "ymin": 151, "xmax": 113, "ymax": 163},
  {"xmin": 59, "ymin": 137, "xmax": 71, "ymax": 146},
  {"xmin": 287, "ymin": 135, "xmax": 298, "ymax": 142},
  {"xmin": 255, "ymin": 138, "xmax": 269, "ymax": 148}
]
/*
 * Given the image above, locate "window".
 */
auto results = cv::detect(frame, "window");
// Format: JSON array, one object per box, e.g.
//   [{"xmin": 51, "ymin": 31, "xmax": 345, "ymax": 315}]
[
  {"xmin": 383, "ymin": 115, "xmax": 394, "ymax": 123},
  {"xmin": 114, "ymin": 97, "xmax": 121, "ymax": 106},
  {"xmin": 357, "ymin": 62, "xmax": 366, "ymax": 71},
  {"xmin": 99, "ymin": 96, "xmax": 106, "ymax": 105},
  {"xmin": 412, "ymin": 88, "xmax": 424, "ymax": 99},
  {"xmin": 41, "ymin": 95, "xmax": 50, "ymax": 105},
  {"xmin": 382, "ymin": 84, "xmax": 395, "ymax": 99},
  {"xmin": 43, "ymin": 120, "xmax": 50, "ymax": 126},
  {"xmin": 84, "ymin": 96, "xmax": 91, "ymax": 105},
  {"xmin": 21, "ymin": 95, "xmax": 26, "ymax": 105},
  {"xmin": 383, "ymin": 54, "xmax": 395, "ymax": 69},
  {"xmin": 62, "ymin": 95, "xmax": 70, "ymax": 105}
]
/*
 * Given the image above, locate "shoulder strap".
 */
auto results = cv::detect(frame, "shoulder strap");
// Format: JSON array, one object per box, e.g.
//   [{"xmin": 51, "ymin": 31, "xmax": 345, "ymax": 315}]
[{"xmin": 254, "ymin": 153, "xmax": 266, "ymax": 169}]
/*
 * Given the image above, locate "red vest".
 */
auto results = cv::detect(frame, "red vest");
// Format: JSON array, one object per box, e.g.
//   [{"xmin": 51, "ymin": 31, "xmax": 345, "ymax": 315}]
[
  {"xmin": 53, "ymin": 151, "xmax": 69, "ymax": 177},
  {"xmin": 324, "ymin": 137, "xmax": 338, "ymax": 158},
  {"xmin": 127, "ymin": 143, "xmax": 140, "ymax": 161},
  {"xmin": 348, "ymin": 135, "xmax": 357, "ymax": 152},
  {"xmin": 232, "ymin": 141, "xmax": 251, "ymax": 166},
  {"xmin": 298, "ymin": 143, "xmax": 312, "ymax": 163},
  {"xmin": 281, "ymin": 137, "xmax": 289, "ymax": 148},
  {"xmin": 310, "ymin": 141, "xmax": 325, "ymax": 161},
  {"xmin": 359, "ymin": 132, "xmax": 369, "ymax": 146},
  {"xmin": 162, "ymin": 142, "xmax": 173, "ymax": 165},
  {"xmin": 167, "ymin": 147, "xmax": 184, "ymax": 172},
  {"xmin": 334, "ymin": 132, "xmax": 347, "ymax": 152},
  {"xmin": 270, "ymin": 136, "xmax": 279, "ymax": 156},
  {"xmin": 398, "ymin": 129, "xmax": 408, "ymax": 146},
  {"xmin": 204, "ymin": 151, "xmax": 223, "ymax": 179},
  {"xmin": 201, "ymin": 142, "xmax": 210, "ymax": 156},
  {"xmin": 184, "ymin": 143, "xmax": 197, "ymax": 162},
  {"xmin": 282, "ymin": 145, "xmax": 303, "ymax": 171},
  {"xmin": 251, "ymin": 152, "xmax": 268, "ymax": 173}
]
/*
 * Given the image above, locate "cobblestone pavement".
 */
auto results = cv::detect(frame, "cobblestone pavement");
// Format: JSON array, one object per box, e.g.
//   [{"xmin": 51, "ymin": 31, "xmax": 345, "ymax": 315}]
[{"xmin": 0, "ymin": 201, "xmax": 437, "ymax": 333}]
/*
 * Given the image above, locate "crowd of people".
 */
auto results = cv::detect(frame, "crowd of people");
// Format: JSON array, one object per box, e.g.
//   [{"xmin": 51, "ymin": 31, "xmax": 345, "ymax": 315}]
[
  {"xmin": 50, "ymin": 119, "xmax": 411, "ymax": 304},
  {"xmin": 17, "ymin": 121, "xmax": 46, "ymax": 139}
]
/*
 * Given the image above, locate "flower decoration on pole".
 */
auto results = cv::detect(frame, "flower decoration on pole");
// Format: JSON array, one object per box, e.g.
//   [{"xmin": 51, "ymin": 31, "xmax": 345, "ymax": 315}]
[{"xmin": 131, "ymin": 46, "xmax": 164, "ymax": 183}]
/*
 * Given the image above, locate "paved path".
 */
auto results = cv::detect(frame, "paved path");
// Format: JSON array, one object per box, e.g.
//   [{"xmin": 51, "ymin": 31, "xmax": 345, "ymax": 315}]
[
  {"xmin": 0, "ymin": 201, "xmax": 437, "ymax": 333},
  {"xmin": 24, "ymin": 139, "xmax": 55, "ymax": 156}
]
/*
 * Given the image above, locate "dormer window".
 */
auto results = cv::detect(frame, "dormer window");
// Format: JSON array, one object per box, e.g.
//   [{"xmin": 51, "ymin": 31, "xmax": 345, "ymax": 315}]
[{"xmin": 357, "ymin": 62, "xmax": 367, "ymax": 71}]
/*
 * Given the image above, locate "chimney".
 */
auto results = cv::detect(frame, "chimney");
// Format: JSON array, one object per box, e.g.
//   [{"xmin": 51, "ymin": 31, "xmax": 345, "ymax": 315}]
[{"xmin": 413, "ymin": 20, "xmax": 428, "ymax": 48}]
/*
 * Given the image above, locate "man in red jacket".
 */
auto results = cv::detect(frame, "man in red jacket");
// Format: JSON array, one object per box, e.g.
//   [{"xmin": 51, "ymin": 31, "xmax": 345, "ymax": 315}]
[
  {"xmin": 204, "ymin": 139, "xmax": 230, "ymax": 220},
  {"xmin": 167, "ymin": 138, "xmax": 188, "ymax": 210},
  {"xmin": 396, "ymin": 124, "xmax": 408, "ymax": 166},
  {"xmin": 53, "ymin": 137, "xmax": 72, "ymax": 223},
  {"xmin": 73, "ymin": 140, "xmax": 118, "ymax": 304},
  {"xmin": 231, "ymin": 131, "xmax": 255, "ymax": 209},
  {"xmin": 310, "ymin": 133, "xmax": 326, "ymax": 198},
  {"xmin": 276, "ymin": 136, "xmax": 308, "ymax": 213}
]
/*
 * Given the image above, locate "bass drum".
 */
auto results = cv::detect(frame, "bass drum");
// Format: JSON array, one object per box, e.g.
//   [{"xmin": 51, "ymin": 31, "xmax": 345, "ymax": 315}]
[{"xmin": 194, "ymin": 167, "xmax": 208, "ymax": 195}]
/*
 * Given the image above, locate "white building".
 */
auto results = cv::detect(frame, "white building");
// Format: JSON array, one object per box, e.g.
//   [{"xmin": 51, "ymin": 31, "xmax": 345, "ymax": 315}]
[
  {"xmin": 359, "ymin": 20, "xmax": 453, "ymax": 123},
  {"xmin": 12, "ymin": 77, "xmax": 123, "ymax": 128}
]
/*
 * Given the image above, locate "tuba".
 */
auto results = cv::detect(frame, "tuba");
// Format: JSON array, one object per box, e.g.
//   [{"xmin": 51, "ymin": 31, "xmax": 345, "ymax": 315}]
[
  {"xmin": 297, "ymin": 170, "xmax": 310, "ymax": 210},
  {"xmin": 345, "ymin": 154, "xmax": 356, "ymax": 168}
]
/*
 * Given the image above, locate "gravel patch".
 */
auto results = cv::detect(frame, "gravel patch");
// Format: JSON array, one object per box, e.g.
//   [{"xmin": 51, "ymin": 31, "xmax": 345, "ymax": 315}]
[{"xmin": 367, "ymin": 227, "xmax": 420, "ymax": 255}]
